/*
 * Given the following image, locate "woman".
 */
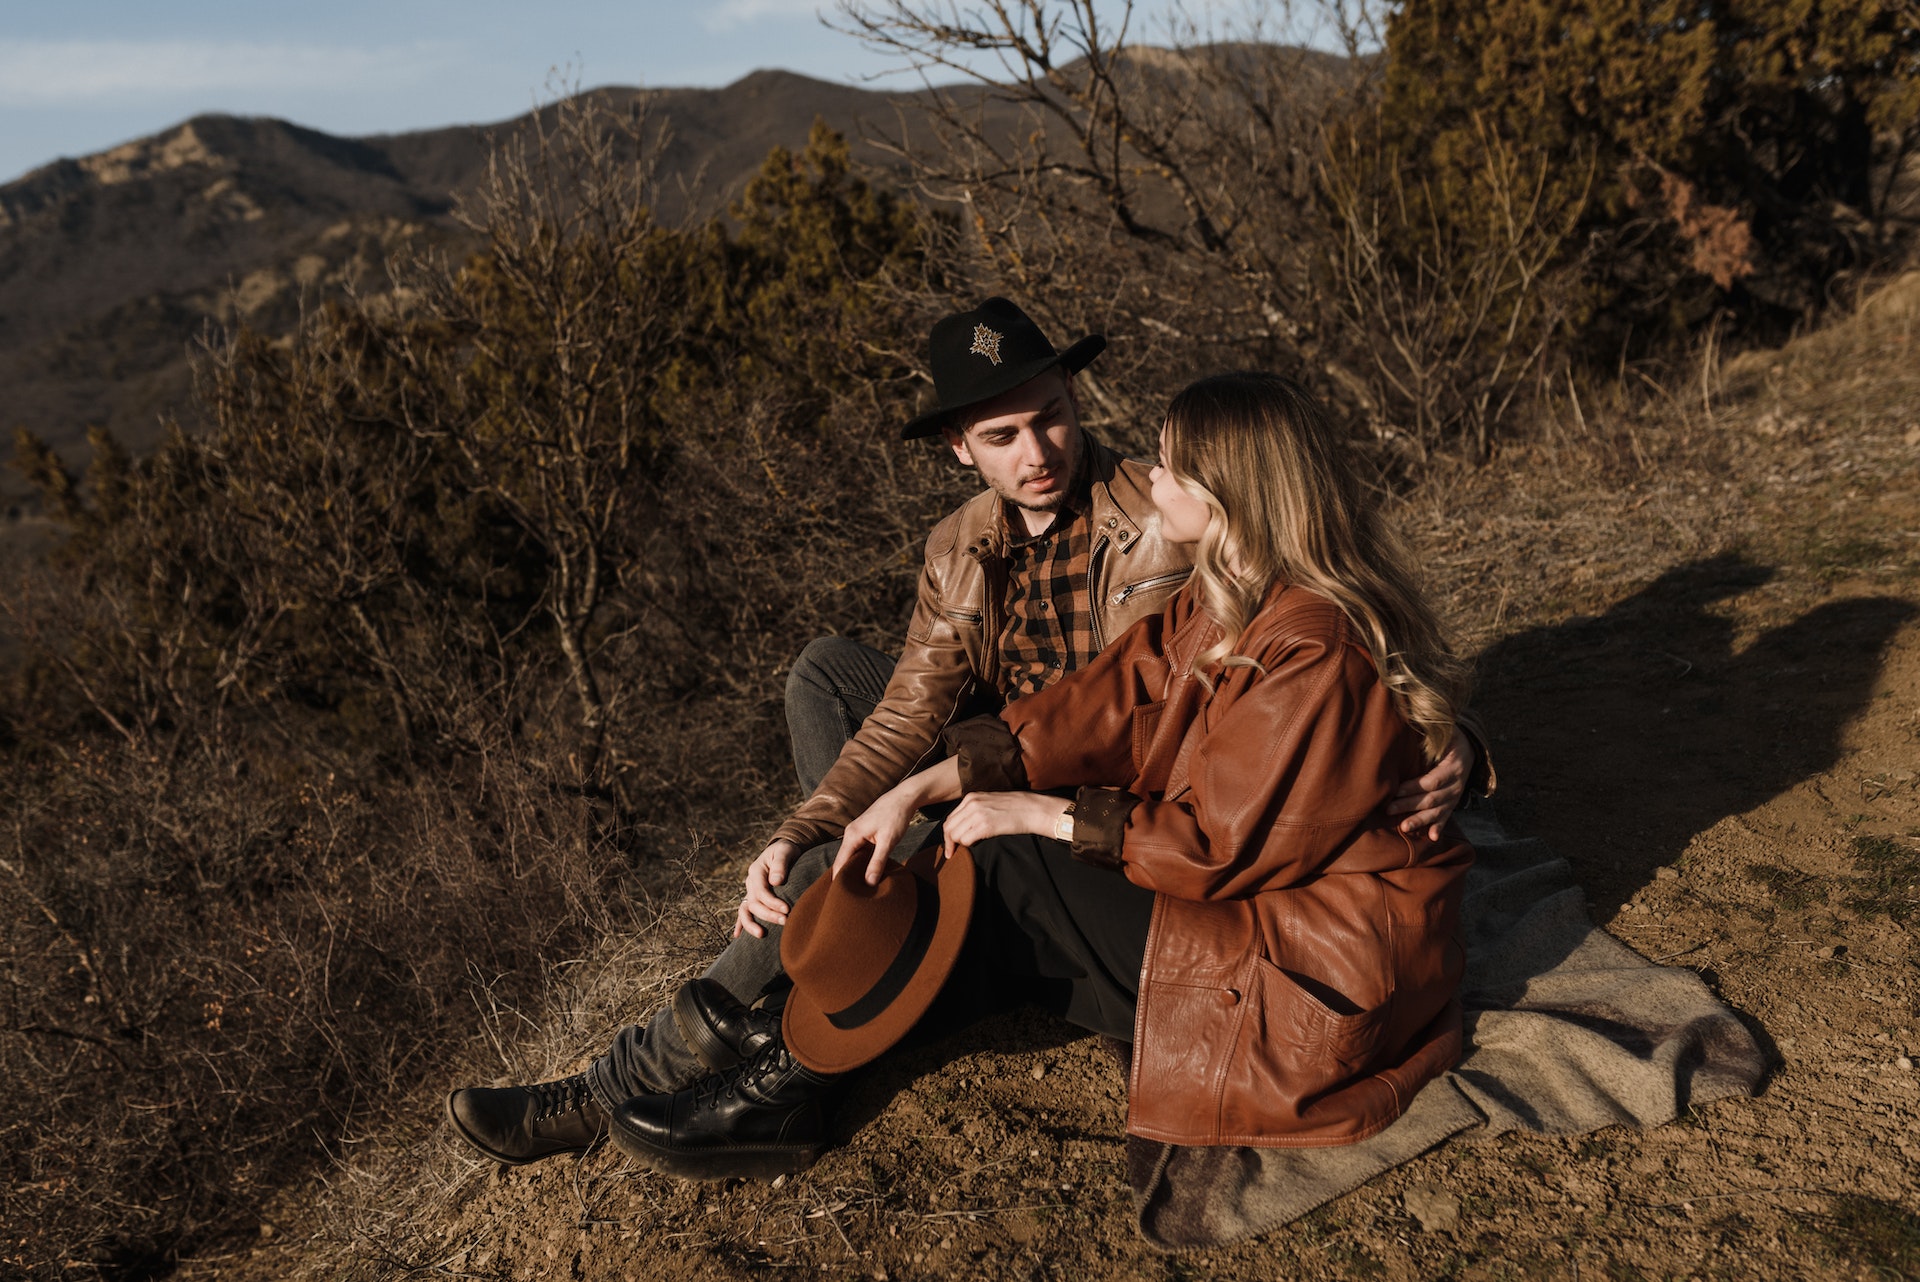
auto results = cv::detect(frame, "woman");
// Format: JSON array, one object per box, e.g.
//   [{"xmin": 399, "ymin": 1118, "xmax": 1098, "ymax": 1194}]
[
  {"xmin": 609, "ymin": 371, "xmax": 1475, "ymax": 1174},
  {"xmin": 831, "ymin": 369, "xmax": 1474, "ymax": 1147}
]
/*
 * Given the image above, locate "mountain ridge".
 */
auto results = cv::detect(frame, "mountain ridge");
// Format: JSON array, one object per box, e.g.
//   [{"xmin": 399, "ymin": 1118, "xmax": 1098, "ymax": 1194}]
[{"xmin": 0, "ymin": 69, "xmax": 937, "ymax": 497}]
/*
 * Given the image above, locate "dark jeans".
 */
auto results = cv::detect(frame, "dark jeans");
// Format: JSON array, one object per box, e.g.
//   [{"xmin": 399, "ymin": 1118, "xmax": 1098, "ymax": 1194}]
[
  {"xmin": 589, "ymin": 637, "xmax": 926, "ymax": 1104},
  {"xmin": 784, "ymin": 635, "xmax": 900, "ymax": 801}
]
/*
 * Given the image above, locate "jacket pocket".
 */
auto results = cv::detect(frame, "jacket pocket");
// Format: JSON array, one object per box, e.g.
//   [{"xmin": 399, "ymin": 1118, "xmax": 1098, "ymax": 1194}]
[
  {"xmin": 1218, "ymin": 955, "xmax": 1392, "ymax": 1138},
  {"xmin": 1109, "ymin": 570, "xmax": 1191, "ymax": 607},
  {"xmin": 1129, "ymin": 699, "xmax": 1165, "ymax": 773}
]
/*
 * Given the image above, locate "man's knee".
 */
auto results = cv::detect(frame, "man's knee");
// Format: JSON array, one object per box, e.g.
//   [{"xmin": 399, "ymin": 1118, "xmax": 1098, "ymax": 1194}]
[
  {"xmin": 786, "ymin": 635, "xmax": 864, "ymax": 701},
  {"xmin": 775, "ymin": 841, "xmax": 836, "ymax": 908}
]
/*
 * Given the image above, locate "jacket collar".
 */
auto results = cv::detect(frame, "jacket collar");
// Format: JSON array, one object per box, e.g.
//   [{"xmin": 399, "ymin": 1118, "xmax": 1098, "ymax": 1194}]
[{"xmin": 1084, "ymin": 435, "xmax": 1151, "ymax": 556}]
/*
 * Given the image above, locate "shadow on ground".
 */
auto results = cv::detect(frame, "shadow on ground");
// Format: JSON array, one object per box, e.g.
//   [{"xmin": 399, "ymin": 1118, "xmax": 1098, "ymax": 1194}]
[{"xmin": 1470, "ymin": 552, "xmax": 1916, "ymax": 912}]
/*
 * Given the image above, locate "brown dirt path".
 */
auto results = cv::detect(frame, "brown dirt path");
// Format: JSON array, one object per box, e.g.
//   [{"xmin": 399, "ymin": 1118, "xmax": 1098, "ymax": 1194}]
[{"xmin": 184, "ymin": 276, "xmax": 1920, "ymax": 1281}]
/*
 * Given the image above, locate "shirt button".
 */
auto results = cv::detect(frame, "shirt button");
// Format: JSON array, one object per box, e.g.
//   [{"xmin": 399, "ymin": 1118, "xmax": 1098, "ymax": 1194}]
[
  {"xmin": 1222, "ymin": 989, "xmax": 1240, "ymax": 1006},
  {"xmin": 1106, "ymin": 517, "xmax": 1118, "ymax": 528}
]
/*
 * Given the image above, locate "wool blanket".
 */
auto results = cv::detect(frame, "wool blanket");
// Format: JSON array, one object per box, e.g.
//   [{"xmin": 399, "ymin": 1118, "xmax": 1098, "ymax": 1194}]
[{"xmin": 1126, "ymin": 813, "xmax": 1768, "ymax": 1250}]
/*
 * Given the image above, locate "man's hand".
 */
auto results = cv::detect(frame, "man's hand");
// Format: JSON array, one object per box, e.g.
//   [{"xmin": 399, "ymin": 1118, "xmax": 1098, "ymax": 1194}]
[
  {"xmin": 1388, "ymin": 728, "xmax": 1475, "ymax": 841},
  {"xmin": 735, "ymin": 838, "xmax": 801, "ymax": 939},
  {"xmin": 831, "ymin": 783, "xmax": 924, "ymax": 886},
  {"xmin": 941, "ymin": 791, "xmax": 1068, "ymax": 859}
]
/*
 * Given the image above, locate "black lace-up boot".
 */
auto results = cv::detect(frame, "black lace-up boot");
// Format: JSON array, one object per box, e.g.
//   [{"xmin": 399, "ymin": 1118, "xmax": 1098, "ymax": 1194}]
[
  {"xmin": 609, "ymin": 1037, "xmax": 835, "ymax": 1180},
  {"xmin": 671, "ymin": 977, "xmax": 782, "ymax": 1072},
  {"xmin": 445, "ymin": 1072, "xmax": 607, "ymax": 1165}
]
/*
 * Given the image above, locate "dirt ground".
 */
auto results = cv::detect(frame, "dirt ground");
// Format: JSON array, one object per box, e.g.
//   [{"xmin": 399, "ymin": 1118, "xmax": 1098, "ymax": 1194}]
[{"xmin": 180, "ymin": 275, "xmax": 1920, "ymax": 1282}]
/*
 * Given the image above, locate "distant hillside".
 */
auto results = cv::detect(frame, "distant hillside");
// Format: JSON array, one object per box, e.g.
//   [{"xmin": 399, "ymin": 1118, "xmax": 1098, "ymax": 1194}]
[{"xmin": 0, "ymin": 70, "xmax": 950, "ymax": 501}]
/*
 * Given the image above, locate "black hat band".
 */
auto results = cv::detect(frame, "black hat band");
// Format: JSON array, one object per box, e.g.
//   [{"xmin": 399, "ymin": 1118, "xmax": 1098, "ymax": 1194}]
[{"xmin": 824, "ymin": 877, "xmax": 941, "ymax": 1031}]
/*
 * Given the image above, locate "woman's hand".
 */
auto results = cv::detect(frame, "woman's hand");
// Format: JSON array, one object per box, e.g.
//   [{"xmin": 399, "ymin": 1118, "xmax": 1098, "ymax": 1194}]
[
  {"xmin": 735, "ymin": 838, "xmax": 800, "ymax": 939},
  {"xmin": 830, "ymin": 758, "xmax": 964, "ymax": 885},
  {"xmin": 1387, "ymin": 728, "xmax": 1474, "ymax": 841},
  {"xmin": 832, "ymin": 781, "xmax": 926, "ymax": 886},
  {"xmin": 942, "ymin": 791, "xmax": 1070, "ymax": 858}
]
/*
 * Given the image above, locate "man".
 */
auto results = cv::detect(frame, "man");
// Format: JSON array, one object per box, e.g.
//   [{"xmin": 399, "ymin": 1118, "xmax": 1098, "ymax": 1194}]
[{"xmin": 445, "ymin": 298, "xmax": 1481, "ymax": 1166}]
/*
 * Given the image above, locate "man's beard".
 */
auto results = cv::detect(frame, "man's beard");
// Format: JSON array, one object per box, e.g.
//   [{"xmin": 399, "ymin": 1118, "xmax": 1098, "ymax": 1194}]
[
  {"xmin": 992, "ymin": 436, "xmax": 1084, "ymax": 514},
  {"xmin": 995, "ymin": 480, "xmax": 1071, "ymax": 514}
]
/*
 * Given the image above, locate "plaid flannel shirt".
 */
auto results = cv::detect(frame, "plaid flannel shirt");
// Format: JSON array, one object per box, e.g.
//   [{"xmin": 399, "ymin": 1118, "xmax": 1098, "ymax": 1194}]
[{"xmin": 997, "ymin": 470, "xmax": 1099, "ymax": 701}]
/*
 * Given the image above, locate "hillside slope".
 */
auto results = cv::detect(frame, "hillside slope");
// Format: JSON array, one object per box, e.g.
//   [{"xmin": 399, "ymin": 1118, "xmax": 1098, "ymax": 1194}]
[{"xmin": 175, "ymin": 273, "xmax": 1920, "ymax": 1282}]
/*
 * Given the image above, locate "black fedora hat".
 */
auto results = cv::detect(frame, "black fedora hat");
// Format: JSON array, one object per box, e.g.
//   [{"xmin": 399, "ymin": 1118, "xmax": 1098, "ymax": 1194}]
[{"xmin": 900, "ymin": 298, "xmax": 1106, "ymax": 440}]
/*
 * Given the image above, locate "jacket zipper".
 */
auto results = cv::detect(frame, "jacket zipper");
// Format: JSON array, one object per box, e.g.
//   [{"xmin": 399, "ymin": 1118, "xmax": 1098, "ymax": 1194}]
[{"xmin": 1110, "ymin": 570, "xmax": 1191, "ymax": 607}]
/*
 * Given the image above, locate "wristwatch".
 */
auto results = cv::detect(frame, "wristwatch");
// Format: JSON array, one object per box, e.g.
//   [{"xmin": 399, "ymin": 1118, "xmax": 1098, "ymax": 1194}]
[{"xmin": 1053, "ymin": 800, "xmax": 1076, "ymax": 844}]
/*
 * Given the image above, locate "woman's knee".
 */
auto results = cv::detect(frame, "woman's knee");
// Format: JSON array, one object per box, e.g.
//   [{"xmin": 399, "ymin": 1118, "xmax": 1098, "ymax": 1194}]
[{"xmin": 963, "ymin": 833, "xmax": 1038, "ymax": 891}]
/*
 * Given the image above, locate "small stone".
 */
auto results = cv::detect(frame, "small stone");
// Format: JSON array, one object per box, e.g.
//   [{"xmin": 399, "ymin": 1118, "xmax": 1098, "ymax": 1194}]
[
  {"xmin": 1655, "ymin": 866, "xmax": 1679, "ymax": 881},
  {"xmin": 771, "ymin": 1175, "xmax": 786, "ymax": 1189},
  {"xmin": 1815, "ymin": 946, "xmax": 1835, "ymax": 959},
  {"xmin": 1031, "ymin": 1063, "xmax": 1046, "ymax": 1080},
  {"xmin": 1897, "ymin": 1057, "xmax": 1913, "ymax": 1071},
  {"xmin": 1404, "ymin": 1183, "xmax": 1461, "ymax": 1232}
]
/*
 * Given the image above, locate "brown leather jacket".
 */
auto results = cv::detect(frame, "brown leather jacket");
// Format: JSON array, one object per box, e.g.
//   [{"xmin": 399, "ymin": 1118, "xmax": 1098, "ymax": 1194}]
[
  {"xmin": 772, "ymin": 441, "xmax": 1195, "ymax": 851},
  {"xmin": 981, "ymin": 582, "xmax": 1474, "ymax": 1148}
]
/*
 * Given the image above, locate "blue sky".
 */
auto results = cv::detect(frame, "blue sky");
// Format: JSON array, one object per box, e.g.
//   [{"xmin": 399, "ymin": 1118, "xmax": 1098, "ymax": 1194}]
[
  {"xmin": 0, "ymin": 0, "xmax": 888, "ymax": 181},
  {"xmin": 0, "ymin": 0, "xmax": 1321, "ymax": 184}
]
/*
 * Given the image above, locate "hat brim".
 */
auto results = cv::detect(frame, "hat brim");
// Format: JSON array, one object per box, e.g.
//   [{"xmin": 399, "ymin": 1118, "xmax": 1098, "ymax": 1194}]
[
  {"xmin": 780, "ymin": 844, "xmax": 976, "ymax": 1075},
  {"xmin": 901, "ymin": 333, "xmax": 1106, "ymax": 440}
]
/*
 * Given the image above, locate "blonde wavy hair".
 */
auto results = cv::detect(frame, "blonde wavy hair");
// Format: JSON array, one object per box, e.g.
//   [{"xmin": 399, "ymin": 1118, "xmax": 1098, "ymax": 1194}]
[{"xmin": 1162, "ymin": 371, "xmax": 1469, "ymax": 760}]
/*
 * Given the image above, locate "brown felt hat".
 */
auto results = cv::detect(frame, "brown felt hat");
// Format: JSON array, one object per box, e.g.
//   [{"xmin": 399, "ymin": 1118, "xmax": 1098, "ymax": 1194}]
[{"xmin": 779, "ymin": 843, "xmax": 976, "ymax": 1075}]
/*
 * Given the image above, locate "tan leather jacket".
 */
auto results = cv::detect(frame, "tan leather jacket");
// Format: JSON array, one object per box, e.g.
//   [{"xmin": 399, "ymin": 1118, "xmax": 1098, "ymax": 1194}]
[
  {"xmin": 772, "ymin": 441, "xmax": 1194, "ymax": 851},
  {"xmin": 990, "ymin": 583, "xmax": 1473, "ymax": 1147}
]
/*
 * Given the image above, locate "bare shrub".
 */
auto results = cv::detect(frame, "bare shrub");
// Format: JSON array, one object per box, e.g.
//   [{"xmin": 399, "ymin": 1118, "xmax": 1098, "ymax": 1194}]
[
  {"xmin": 1320, "ymin": 113, "xmax": 1592, "ymax": 455},
  {"xmin": 837, "ymin": 0, "xmax": 1383, "ymax": 446}
]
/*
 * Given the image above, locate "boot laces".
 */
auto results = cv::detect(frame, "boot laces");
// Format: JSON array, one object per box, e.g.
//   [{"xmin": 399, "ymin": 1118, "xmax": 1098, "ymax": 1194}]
[
  {"xmin": 527, "ymin": 1073, "xmax": 592, "ymax": 1121},
  {"xmin": 692, "ymin": 1039, "xmax": 791, "ymax": 1111}
]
